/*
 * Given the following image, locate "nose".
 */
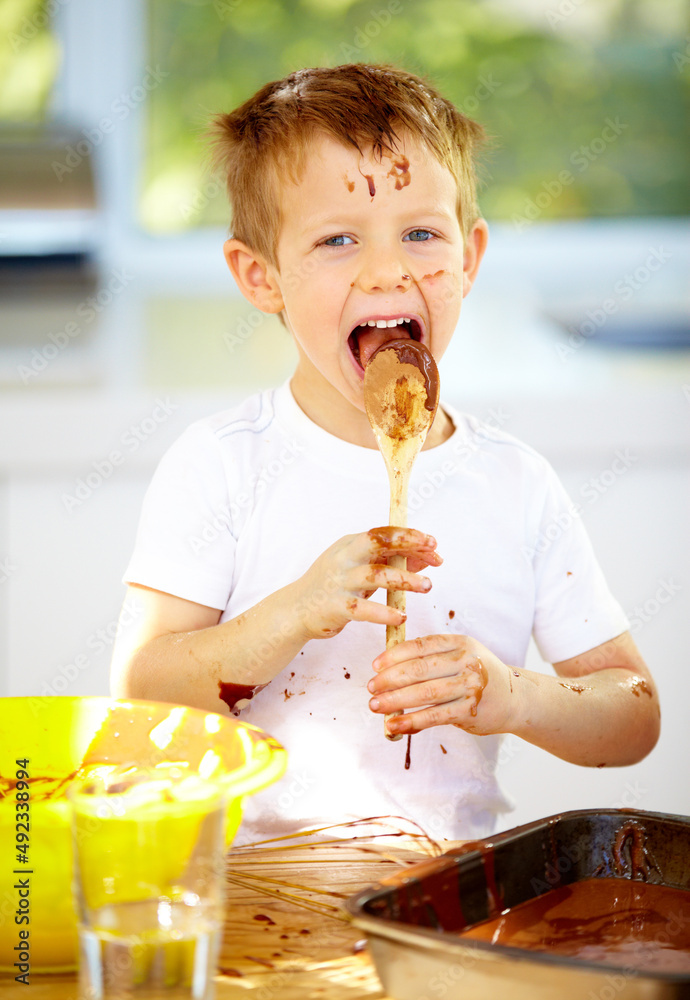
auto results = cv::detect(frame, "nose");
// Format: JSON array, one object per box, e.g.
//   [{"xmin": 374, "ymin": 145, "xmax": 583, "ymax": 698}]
[{"xmin": 355, "ymin": 245, "xmax": 411, "ymax": 294}]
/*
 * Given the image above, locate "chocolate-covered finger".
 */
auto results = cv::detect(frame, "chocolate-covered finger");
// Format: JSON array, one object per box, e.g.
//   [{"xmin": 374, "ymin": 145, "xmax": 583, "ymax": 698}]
[{"xmin": 365, "ymin": 525, "xmax": 437, "ymax": 556}]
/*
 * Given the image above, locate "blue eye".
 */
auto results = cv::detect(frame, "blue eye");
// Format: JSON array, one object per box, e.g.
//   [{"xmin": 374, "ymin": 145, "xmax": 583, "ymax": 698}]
[
  {"xmin": 404, "ymin": 229, "xmax": 434, "ymax": 242},
  {"xmin": 321, "ymin": 235, "xmax": 354, "ymax": 247}
]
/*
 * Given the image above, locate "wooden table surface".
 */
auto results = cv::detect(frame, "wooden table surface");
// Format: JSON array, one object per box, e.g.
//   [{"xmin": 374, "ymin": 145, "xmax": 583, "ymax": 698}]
[{"xmin": 0, "ymin": 825, "xmax": 450, "ymax": 999}]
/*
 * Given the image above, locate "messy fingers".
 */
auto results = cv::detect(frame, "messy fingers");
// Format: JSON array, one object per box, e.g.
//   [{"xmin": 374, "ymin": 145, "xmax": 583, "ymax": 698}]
[
  {"xmin": 362, "ymin": 526, "xmax": 442, "ymax": 564},
  {"xmin": 373, "ymin": 633, "xmax": 466, "ymax": 672},
  {"xmin": 384, "ymin": 703, "xmax": 470, "ymax": 736},
  {"xmin": 354, "ymin": 563, "xmax": 433, "ymax": 596},
  {"xmin": 346, "ymin": 596, "xmax": 407, "ymax": 628}
]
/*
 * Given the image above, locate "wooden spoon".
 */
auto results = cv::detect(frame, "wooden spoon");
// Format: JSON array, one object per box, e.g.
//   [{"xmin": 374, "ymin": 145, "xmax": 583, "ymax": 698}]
[{"xmin": 363, "ymin": 339, "xmax": 440, "ymax": 741}]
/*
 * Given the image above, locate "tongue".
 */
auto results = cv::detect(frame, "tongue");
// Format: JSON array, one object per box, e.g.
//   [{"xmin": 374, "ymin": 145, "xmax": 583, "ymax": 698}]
[{"xmin": 356, "ymin": 326, "xmax": 409, "ymax": 368}]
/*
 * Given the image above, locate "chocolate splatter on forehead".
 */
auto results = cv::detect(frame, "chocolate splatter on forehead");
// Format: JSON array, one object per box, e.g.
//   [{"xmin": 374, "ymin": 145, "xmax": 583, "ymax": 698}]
[
  {"xmin": 387, "ymin": 156, "xmax": 411, "ymax": 189},
  {"xmin": 362, "ymin": 172, "xmax": 376, "ymax": 197}
]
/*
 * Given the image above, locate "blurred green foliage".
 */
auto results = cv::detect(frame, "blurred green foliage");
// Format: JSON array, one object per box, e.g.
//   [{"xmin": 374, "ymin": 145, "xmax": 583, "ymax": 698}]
[
  {"xmin": 2, "ymin": 0, "xmax": 687, "ymax": 230},
  {"xmin": 0, "ymin": 0, "xmax": 59, "ymax": 121},
  {"xmin": 142, "ymin": 0, "xmax": 689, "ymax": 231},
  {"xmin": 141, "ymin": 0, "xmax": 690, "ymax": 231}
]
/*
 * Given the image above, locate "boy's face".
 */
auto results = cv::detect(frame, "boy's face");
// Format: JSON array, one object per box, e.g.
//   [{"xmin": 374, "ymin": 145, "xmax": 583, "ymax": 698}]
[{"xmin": 243, "ymin": 133, "xmax": 485, "ymax": 430}]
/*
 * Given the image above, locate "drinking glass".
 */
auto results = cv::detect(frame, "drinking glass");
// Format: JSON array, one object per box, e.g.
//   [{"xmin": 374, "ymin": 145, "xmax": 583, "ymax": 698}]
[{"xmin": 69, "ymin": 762, "xmax": 228, "ymax": 999}]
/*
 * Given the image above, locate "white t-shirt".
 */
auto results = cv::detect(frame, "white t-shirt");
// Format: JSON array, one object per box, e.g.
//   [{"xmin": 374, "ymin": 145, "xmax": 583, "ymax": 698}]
[{"xmin": 124, "ymin": 382, "xmax": 628, "ymax": 841}]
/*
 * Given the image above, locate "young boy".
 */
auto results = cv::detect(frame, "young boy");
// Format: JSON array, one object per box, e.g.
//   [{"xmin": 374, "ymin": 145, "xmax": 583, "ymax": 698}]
[{"xmin": 111, "ymin": 64, "xmax": 659, "ymax": 842}]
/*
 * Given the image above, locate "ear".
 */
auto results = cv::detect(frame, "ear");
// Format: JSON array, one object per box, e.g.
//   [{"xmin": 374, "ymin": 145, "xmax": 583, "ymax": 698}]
[
  {"xmin": 223, "ymin": 238, "xmax": 285, "ymax": 314},
  {"xmin": 462, "ymin": 218, "xmax": 489, "ymax": 297}
]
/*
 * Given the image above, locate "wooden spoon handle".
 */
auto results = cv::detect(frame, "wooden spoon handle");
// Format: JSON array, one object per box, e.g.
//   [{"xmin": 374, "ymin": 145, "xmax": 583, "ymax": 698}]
[
  {"xmin": 384, "ymin": 480, "xmax": 408, "ymax": 741},
  {"xmin": 384, "ymin": 554, "xmax": 406, "ymax": 742}
]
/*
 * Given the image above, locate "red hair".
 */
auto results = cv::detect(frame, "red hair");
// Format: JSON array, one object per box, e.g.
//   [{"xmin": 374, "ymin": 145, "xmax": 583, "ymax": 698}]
[{"xmin": 208, "ymin": 63, "xmax": 486, "ymax": 267}]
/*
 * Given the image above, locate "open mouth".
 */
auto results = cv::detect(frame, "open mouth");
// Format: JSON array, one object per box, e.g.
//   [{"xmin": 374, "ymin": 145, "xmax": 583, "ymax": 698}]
[{"xmin": 348, "ymin": 317, "xmax": 422, "ymax": 370}]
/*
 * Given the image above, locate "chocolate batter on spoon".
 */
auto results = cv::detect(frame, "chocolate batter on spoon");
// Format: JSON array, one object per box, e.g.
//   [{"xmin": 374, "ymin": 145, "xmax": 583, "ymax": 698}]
[{"xmin": 363, "ymin": 340, "xmax": 440, "ymax": 743}]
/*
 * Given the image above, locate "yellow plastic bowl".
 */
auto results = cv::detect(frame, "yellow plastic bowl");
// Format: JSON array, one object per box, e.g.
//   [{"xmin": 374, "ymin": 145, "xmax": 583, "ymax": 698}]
[{"xmin": 0, "ymin": 696, "xmax": 287, "ymax": 973}]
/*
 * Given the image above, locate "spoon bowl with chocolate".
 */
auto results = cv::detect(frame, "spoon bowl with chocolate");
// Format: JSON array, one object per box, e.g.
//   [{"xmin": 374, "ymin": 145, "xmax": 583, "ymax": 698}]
[{"xmin": 363, "ymin": 339, "xmax": 440, "ymax": 741}]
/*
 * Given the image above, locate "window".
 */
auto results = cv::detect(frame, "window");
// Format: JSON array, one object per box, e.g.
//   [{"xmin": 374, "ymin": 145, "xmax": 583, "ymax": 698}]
[{"xmin": 141, "ymin": 0, "xmax": 689, "ymax": 233}]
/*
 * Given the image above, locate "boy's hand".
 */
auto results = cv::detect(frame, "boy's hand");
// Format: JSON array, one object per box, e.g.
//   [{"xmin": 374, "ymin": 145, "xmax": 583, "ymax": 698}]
[
  {"xmin": 367, "ymin": 634, "xmax": 516, "ymax": 737},
  {"xmin": 294, "ymin": 527, "xmax": 442, "ymax": 640}
]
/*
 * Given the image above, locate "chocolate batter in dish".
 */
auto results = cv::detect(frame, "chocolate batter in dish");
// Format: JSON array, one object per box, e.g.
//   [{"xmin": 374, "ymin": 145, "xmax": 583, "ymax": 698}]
[{"xmin": 458, "ymin": 877, "xmax": 690, "ymax": 974}]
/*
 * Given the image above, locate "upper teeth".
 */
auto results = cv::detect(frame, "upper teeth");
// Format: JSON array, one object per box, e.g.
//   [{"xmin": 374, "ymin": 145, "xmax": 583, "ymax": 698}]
[{"xmin": 366, "ymin": 317, "xmax": 411, "ymax": 328}]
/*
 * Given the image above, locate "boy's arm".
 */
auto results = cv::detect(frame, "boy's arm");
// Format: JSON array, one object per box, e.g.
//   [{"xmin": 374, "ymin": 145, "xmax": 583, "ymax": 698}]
[
  {"xmin": 111, "ymin": 527, "xmax": 442, "ymax": 713},
  {"xmin": 110, "ymin": 583, "xmax": 311, "ymax": 712},
  {"xmin": 368, "ymin": 630, "xmax": 660, "ymax": 766},
  {"xmin": 511, "ymin": 630, "xmax": 660, "ymax": 766}
]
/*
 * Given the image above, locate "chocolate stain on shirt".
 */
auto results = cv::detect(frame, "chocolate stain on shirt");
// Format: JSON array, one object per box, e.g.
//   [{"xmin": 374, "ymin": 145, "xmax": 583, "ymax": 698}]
[{"xmin": 217, "ymin": 680, "xmax": 267, "ymax": 714}]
